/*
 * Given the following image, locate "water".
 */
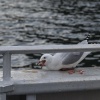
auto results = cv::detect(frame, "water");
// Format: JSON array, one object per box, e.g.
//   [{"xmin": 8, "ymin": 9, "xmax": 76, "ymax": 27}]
[{"xmin": 0, "ymin": 0, "xmax": 100, "ymax": 68}]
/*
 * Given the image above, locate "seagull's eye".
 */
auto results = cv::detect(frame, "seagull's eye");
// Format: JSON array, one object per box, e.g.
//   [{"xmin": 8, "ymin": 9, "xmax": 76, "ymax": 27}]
[{"xmin": 44, "ymin": 57, "xmax": 46, "ymax": 59}]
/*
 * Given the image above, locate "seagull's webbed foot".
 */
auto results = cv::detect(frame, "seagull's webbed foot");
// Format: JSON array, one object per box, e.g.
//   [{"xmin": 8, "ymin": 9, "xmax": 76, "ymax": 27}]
[{"xmin": 76, "ymin": 69, "xmax": 84, "ymax": 74}]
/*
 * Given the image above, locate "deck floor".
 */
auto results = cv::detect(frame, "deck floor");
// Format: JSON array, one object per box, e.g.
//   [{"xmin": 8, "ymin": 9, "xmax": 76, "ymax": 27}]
[{"xmin": 0, "ymin": 67, "xmax": 100, "ymax": 83}]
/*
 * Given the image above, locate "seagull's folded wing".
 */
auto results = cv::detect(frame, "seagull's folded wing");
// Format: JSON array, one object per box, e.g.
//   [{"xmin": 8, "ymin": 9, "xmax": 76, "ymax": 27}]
[{"xmin": 62, "ymin": 52, "xmax": 84, "ymax": 65}]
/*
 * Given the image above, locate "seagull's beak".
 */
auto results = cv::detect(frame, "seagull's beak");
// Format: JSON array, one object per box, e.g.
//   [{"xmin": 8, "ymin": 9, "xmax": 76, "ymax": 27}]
[{"xmin": 38, "ymin": 60, "xmax": 46, "ymax": 67}]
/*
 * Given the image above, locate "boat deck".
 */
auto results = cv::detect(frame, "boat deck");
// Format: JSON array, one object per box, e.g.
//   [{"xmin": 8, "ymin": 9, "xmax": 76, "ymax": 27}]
[{"xmin": 0, "ymin": 67, "xmax": 99, "ymax": 95}]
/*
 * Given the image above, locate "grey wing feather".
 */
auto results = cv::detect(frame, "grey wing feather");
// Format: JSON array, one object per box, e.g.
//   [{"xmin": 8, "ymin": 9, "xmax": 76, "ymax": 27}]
[
  {"xmin": 62, "ymin": 40, "xmax": 88, "ymax": 65},
  {"xmin": 62, "ymin": 52, "xmax": 84, "ymax": 65}
]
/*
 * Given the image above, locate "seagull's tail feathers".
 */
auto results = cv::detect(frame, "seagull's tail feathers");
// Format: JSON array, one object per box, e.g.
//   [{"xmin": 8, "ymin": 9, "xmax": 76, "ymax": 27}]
[
  {"xmin": 78, "ymin": 40, "xmax": 88, "ymax": 45},
  {"xmin": 74, "ymin": 51, "xmax": 90, "ymax": 67},
  {"xmin": 78, "ymin": 40, "xmax": 91, "ymax": 55},
  {"xmin": 78, "ymin": 33, "xmax": 92, "ymax": 44},
  {"xmin": 78, "ymin": 39, "xmax": 91, "ymax": 58},
  {"xmin": 85, "ymin": 51, "xmax": 91, "ymax": 56},
  {"xmin": 85, "ymin": 34, "xmax": 91, "ymax": 41}
]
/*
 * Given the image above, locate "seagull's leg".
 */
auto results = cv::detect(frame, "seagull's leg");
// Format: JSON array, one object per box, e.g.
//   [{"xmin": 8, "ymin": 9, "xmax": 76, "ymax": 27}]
[
  {"xmin": 67, "ymin": 68, "xmax": 75, "ymax": 74},
  {"xmin": 59, "ymin": 68, "xmax": 69, "ymax": 71},
  {"xmin": 59, "ymin": 68, "xmax": 75, "ymax": 74}
]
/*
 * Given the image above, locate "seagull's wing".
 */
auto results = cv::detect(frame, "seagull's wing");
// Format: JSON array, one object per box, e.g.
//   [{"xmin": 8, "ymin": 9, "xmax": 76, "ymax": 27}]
[
  {"xmin": 61, "ymin": 40, "xmax": 89, "ymax": 65},
  {"xmin": 62, "ymin": 52, "xmax": 84, "ymax": 65}
]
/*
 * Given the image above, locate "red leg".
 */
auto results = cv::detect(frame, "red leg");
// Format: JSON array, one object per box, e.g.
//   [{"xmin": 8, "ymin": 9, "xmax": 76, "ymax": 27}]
[
  {"xmin": 59, "ymin": 68, "xmax": 75, "ymax": 74},
  {"xmin": 68, "ymin": 69, "xmax": 75, "ymax": 74}
]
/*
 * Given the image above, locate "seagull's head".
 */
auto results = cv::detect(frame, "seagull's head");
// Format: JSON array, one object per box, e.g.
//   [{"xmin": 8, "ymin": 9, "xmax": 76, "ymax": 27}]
[{"xmin": 38, "ymin": 54, "xmax": 53, "ymax": 67}]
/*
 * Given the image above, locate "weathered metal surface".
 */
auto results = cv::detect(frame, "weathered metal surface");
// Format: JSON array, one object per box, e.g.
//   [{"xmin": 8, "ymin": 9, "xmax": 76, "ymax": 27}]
[
  {"xmin": 36, "ymin": 90, "xmax": 100, "ymax": 100},
  {"xmin": 26, "ymin": 94, "xmax": 36, "ymax": 100},
  {"xmin": 3, "ymin": 67, "xmax": 100, "ymax": 95},
  {"xmin": 0, "ymin": 81, "xmax": 14, "ymax": 93},
  {"xmin": 0, "ymin": 44, "xmax": 100, "ymax": 54}
]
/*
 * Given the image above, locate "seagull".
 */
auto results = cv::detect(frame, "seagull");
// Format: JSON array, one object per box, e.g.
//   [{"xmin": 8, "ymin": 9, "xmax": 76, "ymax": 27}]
[{"xmin": 38, "ymin": 40, "xmax": 90, "ymax": 74}]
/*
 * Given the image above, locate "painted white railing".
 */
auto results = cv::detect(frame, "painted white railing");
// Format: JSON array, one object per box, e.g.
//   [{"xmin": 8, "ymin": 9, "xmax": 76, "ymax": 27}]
[{"xmin": 0, "ymin": 44, "xmax": 100, "ymax": 100}]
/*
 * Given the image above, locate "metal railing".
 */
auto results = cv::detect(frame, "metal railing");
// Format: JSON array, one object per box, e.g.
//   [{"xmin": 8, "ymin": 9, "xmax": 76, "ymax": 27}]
[{"xmin": 0, "ymin": 44, "xmax": 100, "ymax": 100}]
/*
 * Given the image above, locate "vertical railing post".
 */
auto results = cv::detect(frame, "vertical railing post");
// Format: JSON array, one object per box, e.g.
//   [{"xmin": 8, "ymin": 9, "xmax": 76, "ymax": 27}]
[
  {"xmin": 0, "ymin": 94, "xmax": 6, "ymax": 100},
  {"xmin": 3, "ymin": 52, "xmax": 11, "ymax": 81},
  {"xmin": 26, "ymin": 94, "xmax": 36, "ymax": 100}
]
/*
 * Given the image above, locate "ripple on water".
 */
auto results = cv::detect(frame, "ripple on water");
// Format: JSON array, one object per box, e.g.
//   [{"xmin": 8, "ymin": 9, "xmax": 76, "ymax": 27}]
[{"xmin": 0, "ymin": 0, "xmax": 100, "ymax": 68}]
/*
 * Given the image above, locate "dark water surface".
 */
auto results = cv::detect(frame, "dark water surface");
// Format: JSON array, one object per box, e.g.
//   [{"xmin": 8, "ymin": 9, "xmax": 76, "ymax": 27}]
[{"xmin": 0, "ymin": 0, "xmax": 100, "ymax": 68}]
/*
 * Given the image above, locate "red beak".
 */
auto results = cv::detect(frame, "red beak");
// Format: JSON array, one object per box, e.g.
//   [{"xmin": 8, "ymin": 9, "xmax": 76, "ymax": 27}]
[{"xmin": 38, "ymin": 60, "xmax": 46, "ymax": 67}]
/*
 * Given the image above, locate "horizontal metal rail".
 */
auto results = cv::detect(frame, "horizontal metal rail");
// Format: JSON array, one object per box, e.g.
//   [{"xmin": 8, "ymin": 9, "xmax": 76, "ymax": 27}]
[{"xmin": 0, "ymin": 44, "xmax": 100, "ymax": 54}]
